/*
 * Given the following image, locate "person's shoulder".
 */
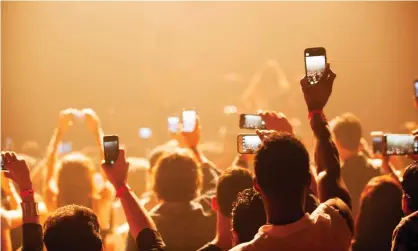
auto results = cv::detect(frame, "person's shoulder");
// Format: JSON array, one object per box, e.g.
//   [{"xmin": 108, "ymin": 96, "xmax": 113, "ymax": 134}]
[
  {"xmin": 313, "ymin": 199, "xmax": 354, "ymax": 235},
  {"xmin": 197, "ymin": 243, "xmax": 222, "ymax": 251}
]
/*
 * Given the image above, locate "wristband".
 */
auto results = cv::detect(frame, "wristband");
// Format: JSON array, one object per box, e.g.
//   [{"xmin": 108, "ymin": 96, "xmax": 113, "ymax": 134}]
[
  {"xmin": 20, "ymin": 189, "xmax": 34, "ymax": 200},
  {"xmin": 116, "ymin": 184, "xmax": 130, "ymax": 198},
  {"xmin": 308, "ymin": 110, "xmax": 324, "ymax": 120}
]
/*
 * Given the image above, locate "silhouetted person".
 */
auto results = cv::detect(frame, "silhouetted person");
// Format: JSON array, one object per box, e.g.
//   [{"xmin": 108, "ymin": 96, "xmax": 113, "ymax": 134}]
[
  {"xmin": 330, "ymin": 113, "xmax": 380, "ymax": 217},
  {"xmin": 352, "ymin": 175, "xmax": 403, "ymax": 251}
]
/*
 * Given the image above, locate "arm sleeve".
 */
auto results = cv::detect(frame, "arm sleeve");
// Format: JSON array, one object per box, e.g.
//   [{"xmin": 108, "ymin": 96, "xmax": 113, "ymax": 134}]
[
  {"xmin": 21, "ymin": 223, "xmax": 43, "ymax": 251},
  {"xmin": 135, "ymin": 228, "xmax": 165, "ymax": 251}
]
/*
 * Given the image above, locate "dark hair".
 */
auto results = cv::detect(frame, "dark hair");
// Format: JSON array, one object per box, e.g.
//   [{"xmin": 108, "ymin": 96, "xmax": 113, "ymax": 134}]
[
  {"xmin": 330, "ymin": 113, "xmax": 362, "ymax": 151},
  {"xmin": 254, "ymin": 132, "xmax": 310, "ymax": 199},
  {"xmin": 216, "ymin": 167, "xmax": 253, "ymax": 217},
  {"xmin": 57, "ymin": 153, "xmax": 95, "ymax": 208},
  {"xmin": 402, "ymin": 162, "xmax": 418, "ymax": 211},
  {"xmin": 232, "ymin": 188, "xmax": 266, "ymax": 244},
  {"xmin": 153, "ymin": 150, "xmax": 202, "ymax": 203},
  {"xmin": 353, "ymin": 175, "xmax": 403, "ymax": 251},
  {"xmin": 392, "ymin": 211, "xmax": 418, "ymax": 251},
  {"xmin": 43, "ymin": 204, "xmax": 102, "ymax": 251}
]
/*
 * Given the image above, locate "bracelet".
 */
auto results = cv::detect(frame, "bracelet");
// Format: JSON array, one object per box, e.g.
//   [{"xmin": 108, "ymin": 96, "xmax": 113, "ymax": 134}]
[
  {"xmin": 308, "ymin": 110, "xmax": 324, "ymax": 120},
  {"xmin": 20, "ymin": 189, "xmax": 34, "ymax": 200},
  {"xmin": 116, "ymin": 184, "xmax": 130, "ymax": 198},
  {"xmin": 20, "ymin": 202, "xmax": 40, "ymax": 217}
]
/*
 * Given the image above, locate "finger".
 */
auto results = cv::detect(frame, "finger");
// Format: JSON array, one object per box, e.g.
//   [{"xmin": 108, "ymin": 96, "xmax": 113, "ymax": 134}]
[
  {"xmin": 277, "ymin": 112, "xmax": 286, "ymax": 119},
  {"xmin": 4, "ymin": 152, "xmax": 12, "ymax": 163},
  {"xmin": 10, "ymin": 153, "xmax": 17, "ymax": 162},
  {"xmin": 300, "ymin": 76, "xmax": 310, "ymax": 89},
  {"xmin": 256, "ymin": 130, "xmax": 265, "ymax": 141},
  {"xmin": 117, "ymin": 149, "xmax": 126, "ymax": 163}
]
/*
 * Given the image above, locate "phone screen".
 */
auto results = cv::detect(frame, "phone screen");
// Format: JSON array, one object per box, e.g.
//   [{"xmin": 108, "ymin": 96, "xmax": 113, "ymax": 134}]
[
  {"xmin": 168, "ymin": 116, "xmax": 180, "ymax": 133},
  {"xmin": 240, "ymin": 114, "xmax": 265, "ymax": 129},
  {"xmin": 104, "ymin": 136, "xmax": 119, "ymax": 164},
  {"xmin": 414, "ymin": 80, "xmax": 418, "ymax": 98},
  {"xmin": 182, "ymin": 110, "xmax": 197, "ymax": 132},
  {"xmin": 385, "ymin": 134, "xmax": 418, "ymax": 155},
  {"xmin": 239, "ymin": 135, "xmax": 262, "ymax": 154},
  {"xmin": 305, "ymin": 52, "xmax": 326, "ymax": 85},
  {"xmin": 139, "ymin": 128, "xmax": 152, "ymax": 139}
]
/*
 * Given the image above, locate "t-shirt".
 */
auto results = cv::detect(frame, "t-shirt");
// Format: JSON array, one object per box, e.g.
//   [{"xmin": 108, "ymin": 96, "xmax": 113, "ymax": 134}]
[
  {"xmin": 230, "ymin": 202, "xmax": 352, "ymax": 251},
  {"xmin": 197, "ymin": 243, "xmax": 223, "ymax": 251}
]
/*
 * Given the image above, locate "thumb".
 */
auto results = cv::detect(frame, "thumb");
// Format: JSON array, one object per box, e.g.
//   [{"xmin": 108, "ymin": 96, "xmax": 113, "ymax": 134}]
[{"xmin": 300, "ymin": 76, "xmax": 309, "ymax": 90}]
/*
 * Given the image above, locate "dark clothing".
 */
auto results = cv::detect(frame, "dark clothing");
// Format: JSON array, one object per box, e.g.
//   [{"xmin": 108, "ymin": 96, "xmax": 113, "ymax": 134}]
[
  {"xmin": 341, "ymin": 154, "xmax": 380, "ymax": 217},
  {"xmin": 126, "ymin": 202, "xmax": 216, "ymax": 251},
  {"xmin": 201, "ymin": 161, "xmax": 221, "ymax": 194},
  {"xmin": 21, "ymin": 223, "xmax": 165, "ymax": 251},
  {"xmin": 392, "ymin": 210, "xmax": 418, "ymax": 251},
  {"xmin": 197, "ymin": 243, "xmax": 223, "ymax": 251}
]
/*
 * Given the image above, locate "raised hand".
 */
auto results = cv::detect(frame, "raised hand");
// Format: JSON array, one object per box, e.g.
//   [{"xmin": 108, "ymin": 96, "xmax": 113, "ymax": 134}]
[
  {"xmin": 57, "ymin": 108, "xmax": 77, "ymax": 135},
  {"xmin": 300, "ymin": 63, "xmax": 336, "ymax": 112},
  {"xmin": 259, "ymin": 111, "xmax": 293, "ymax": 135},
  {"xmin": 101, "ymin": 149, "xmax": 129, "ymax": 190},
  {"xmin": 181, "ymin": 117, "xmax": 201, "ymax": 149},
  {"xmin": 1, "ymin": 152, "xmax": 32, "ymax": 191},
  {"xmin": 82, "ymin": 108, "xmax": 101, "ymax": 133}
]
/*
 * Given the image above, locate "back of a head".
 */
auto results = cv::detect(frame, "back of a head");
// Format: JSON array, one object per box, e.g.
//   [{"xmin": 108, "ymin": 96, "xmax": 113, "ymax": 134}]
[
  {"xmin": 232, "ymin": 188, "xmax": 266, "ymax": 244},
  {"xmin": 330, "ymin": 113, "xmax": 362, "ymax": 151},
  {"xmin": 254, "ymin": 132, "xmax": 310, "ymax": 200},
  {"xmin": 43, "ymin": 204, "xmax": 102, "ymax": 251},
  {"xmin": 354, "ymin": 175, "xmax": 403, "ymax": 248},
  {"xmin": 216, "ymin": 166, "xmax": 253, "ymax": 218},
  {"xmin": 57, "ymin": 153, "xmax": 95, "ymax": 208},
  {"xmin": 153, "ymin": 149, "xmax": 202, "ymax": 203},
  {"xmin": 402, "ymin": 162, "xmax": 418, "ymax": 212},
  {"xmin": 126, "ymin": 157, "xmax": 150, "ymax": 197},
  {"xmin": 392, "ymin": 211, "xmax": 418, "ymax": 251}
]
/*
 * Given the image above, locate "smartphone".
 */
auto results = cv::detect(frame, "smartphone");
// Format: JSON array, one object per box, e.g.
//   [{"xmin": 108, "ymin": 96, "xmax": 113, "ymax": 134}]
[
  {"xmin": 58, "ymin": 142, "xmax": 72, "ymax": 155},
  {"xmin": 414, "ymin": 80, "xmax": 418, "ymax": 98},
  {"xmin": 304, "ymin": 47, "xmax": 327, "ymax": 85},
  {"xmin": 168, "ymin": 116, "xmax": 180, "ymax": 133},
  {"xmin": 239, "ymin": 114, "xmax": 266, "ymax": 130},
  {"xmin": 370, "ymin": 131, "xmax": 384, "ymax": 155},
  {"xmin": 383, "ymin": 134, "xmax": 418, "ymax": 156},
  {"xmin": 138, "ymin": 128, "xmax": 152, "ymax": 139},
  {"xmin": 182, "ymin": 110, "xmax": 197, "ymax": 133},
  {"xmin": 103, "ymin": 135, "xmax": 119, "ymax": 165},
  {"xmin": 237, "ymin": 134, "xmax": 262, "ymax": 154}
]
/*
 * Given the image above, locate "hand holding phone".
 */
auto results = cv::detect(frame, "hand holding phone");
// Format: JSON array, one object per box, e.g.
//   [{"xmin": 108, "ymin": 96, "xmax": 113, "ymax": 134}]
[
  {"xmin": 237, "ymin": 134, "xmax": 262, "ymax": 154},
  {"xmin": 103, "ymin": 135, "xmax": 119, "ymax": 165}
]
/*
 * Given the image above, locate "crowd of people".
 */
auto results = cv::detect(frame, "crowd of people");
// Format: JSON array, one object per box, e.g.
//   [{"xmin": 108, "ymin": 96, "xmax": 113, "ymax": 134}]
[{"xmin": 1, "ymin": 63, "xmax": 418, "ymax": 251}]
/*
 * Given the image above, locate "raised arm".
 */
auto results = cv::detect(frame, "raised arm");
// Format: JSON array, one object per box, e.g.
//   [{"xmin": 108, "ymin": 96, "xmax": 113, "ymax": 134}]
[
  {"xmin": 300, "ymin": 64, "xmax": 352, "ymax": 209},
  {"xmin": 43, "ymin": 109, "xmax": 75, "ymax": 211},
  {"xmin": 2, "ymin": 152, "xmax": 43, "ymax": 251},
  {"xmin": 101, "ymin": 149, "xmax": 165, "ymax": 251},
  {"xmin": 82, "ymin": 108, "xmax": 105, "ymax": 163}
]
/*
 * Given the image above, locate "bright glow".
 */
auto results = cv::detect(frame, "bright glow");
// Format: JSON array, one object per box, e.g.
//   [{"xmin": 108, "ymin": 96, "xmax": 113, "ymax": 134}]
[{"xmin": 182, "ymin": 110, "xmax": 197, "ymax": 132}]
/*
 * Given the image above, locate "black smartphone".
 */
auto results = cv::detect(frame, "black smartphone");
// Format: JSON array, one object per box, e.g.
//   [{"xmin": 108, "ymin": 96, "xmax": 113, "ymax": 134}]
[
  {"xmin": 383, "ymin": 134, "xmax": 418, "ymax": 156},
  {"xmin": 103, "ymin": 135, "xmax": 119, "ymax": 165},
  {"xmin": 239, "ymin": 114, "xmax": 266, "ymax": 130},
  {"xmin": 414, "ymin": 80, "xmax": 418, "ymax": 98},
  {"xmin": 1, "ymin": 155, "xmax": 6, "ymax": 172},
  {"xmin": 237, "ymin": 134, "xmax": 262, "ymax": 154},
  {"xmin": 304, "ymin": 47, "xmax": 327, "ymax": 85},
  {"xmin": 370, "ymin": 131, "xmax": 384, "ymax": 155}
]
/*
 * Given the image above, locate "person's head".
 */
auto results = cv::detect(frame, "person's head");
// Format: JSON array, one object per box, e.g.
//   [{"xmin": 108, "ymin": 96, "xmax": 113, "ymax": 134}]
[
  {"xmin": 254, "ymin": 132, "xmax": 310, "ymax": 208},
  {"xmin": 126, "ymin": 157, "xmax": 149, "ymax": 197},
  {"xmin": 330, "ymin": 113, "xmax": 362, "ymax": 159},
  {"xmin": 152, "ymin": 149, "xmax": 202, "ymax": 203},
  {"xmin": 355, "ymin": 175, "xmax": 403, "ymax": 247},
  {"xmin": 43, "ymin": 204, "xmax": 102, "ymax": 251},
  {"xmin": 56, "ymin": 153, "xmax": 96, "ymax": 208},
  {"xmin": 212, "ymin": 167, "xmax": 253, "ymax": 218},
  {"xmin": 402, "ymin": 162, "xmax": 418, "ymax": 215},
  {"xmin": 231, "ymin": 188, "xmax": 266, "ymax": 245},
  {"xmin": 392, "ymin": 210, "xmax": 418, "ymax": 251}
]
